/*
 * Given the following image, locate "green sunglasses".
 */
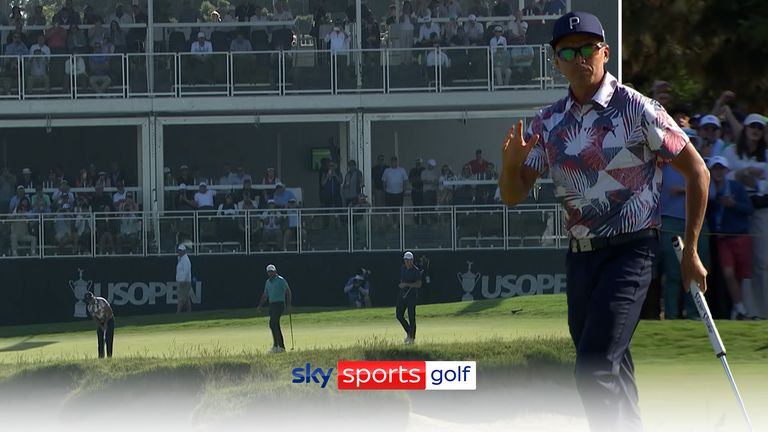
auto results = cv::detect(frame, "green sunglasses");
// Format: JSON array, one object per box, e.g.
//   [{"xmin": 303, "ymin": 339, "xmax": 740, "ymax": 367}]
[{"xmin": 556, "ymin": 42, "xmax": 606, "ymax": 62}]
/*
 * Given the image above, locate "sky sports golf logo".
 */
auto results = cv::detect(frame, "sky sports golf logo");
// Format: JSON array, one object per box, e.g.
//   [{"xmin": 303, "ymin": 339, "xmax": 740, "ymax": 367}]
[{"xmin": 292, "ymin": 361, "xmax": 476, "ymax": 390}]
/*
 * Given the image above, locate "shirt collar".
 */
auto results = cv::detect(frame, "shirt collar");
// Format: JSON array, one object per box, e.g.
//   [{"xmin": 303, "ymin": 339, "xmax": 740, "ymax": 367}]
[{"xmin": 564, "ymin": 71, "xmax": 618, "ymax": 112}]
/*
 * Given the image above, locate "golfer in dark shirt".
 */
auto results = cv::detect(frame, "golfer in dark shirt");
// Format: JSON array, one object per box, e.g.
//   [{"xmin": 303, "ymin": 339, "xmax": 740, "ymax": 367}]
[
  {"xmin": 397, "ymin": 251, "xmax": 421, "ymax": 344},
  {"xmin": 85, "ymin": 291, "xmax": 115, "ymax": 358}
]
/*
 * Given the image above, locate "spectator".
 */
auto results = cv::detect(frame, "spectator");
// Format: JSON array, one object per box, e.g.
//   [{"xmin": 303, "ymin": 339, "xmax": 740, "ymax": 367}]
[
  {"xmin": 27, "ymin": 5, "xmax": 46, "ymax": 27},
  {"xmin": 130, "ymin": 4, "xmax": 148, "ymax": 52},
  {"xmin": 320, "ymin": 161, "xmax": 343, "ymax": 208},
  {"xmin": 177, "ymin": 164, "xmax": 194, "ymax": 186},
  {"xmin": 10, "ymin": 198, "xmax": 37, "ymax": 256},
  {"xmin": 19, "ymin": 168, "xmax": 34, "ymax": 188},
  {"xmin": 442, "ymin": 15, "xmax": 460, "ymax": 43},
  {"xmin": 65, "ymin": 48, "xmax": 88, "ymax": 93},
  {"xmin": 453, "ymin": 164, "xmax": 476, "ymax": 205},
  {"xmin": 74, "ymin": 196, "xmax": 92, "ymax": 253},
  {"xmin": 194, "ymin": 182, "xmax": 216, "ymax": 209},
  {"xmin": 409, "ymin": 158, "xmax": 425, "ymax": 208},
  {"xmin": 110, "ymin": 21, "xmax": 128, "ymax": 53},
  {"xmin": 260, "ymin": 200, "xmax": 286, "ymax": 250},
  {"xmin": 697, "ymin": 114, "xmax": 726, "ymax": 161},
  {"xmin": 382, "ymin": 156, "xmax": 408, "ymax": 206},
  {"xmin": 46, "ymin": 22, "xmax": 68, "ymax": 54},
  {"xmin": 468, "ymin": 149, "xmax": 488, "ymax": 176},
  {"xmin": 273, "ymin": 0, "xmax": 294, "ymax": 21},
  {"xmin": 0, "ymin": 167, "xmax": 16, "ymax": 213},
  {"xmin": 490, "ymin": 25, "xmax": 507, "ymax": 49},
  {"xmin": 509, "ymin": 31, "xmax": 535, "ymax": 84},
  {"xmin": 91, "ymin": 184, "xmax": 112, "ymax": 211},
  {"xmin": 543, "ymin": 0, "xmax": 566, "ymax": 14},
  {"xmin": 283, "ymin": 197, "xmax": 300, "ymax": 250},
  {"xmin": 272, "ymin": 182, "xmax": 296, "ymax": 207},
  {"xmin": 371, "ymin": 154, "xmax": 388, "ymax": 206},
  {"xmin": 217, "ymin": 193, "xmax": 240, "ymax": 243},
  {"xmin": 659, "ymin": 128, "xmax": 710, "ymax": 319},
  {"xmin": 250, "ymin": 7, "xmax": 269, "ymax": 22},
  {"xmin": 9, "ymin": 185, "xmax": 27, "ymax": 213},
  {"xmin": 399, "ymin": 1, "xmax": 418, "ymax": 35},
  {"xmin": 57, "ymin": 0, "xmax": 81, "ymax": 25},
  {"xmin": 707, "ymin": 156, "xmax": 754, "ymax": 320},
  {"xmin": 190, "ymin": 32, "xmax": 214, "ymax": 84},
  {"xmin": 67, "ymin": 25, "xmax": 88, "ymax": 53},
  {"xmin": 30, "ymin": 184, "xmax": 51, "ymax": 209},
  {"xmin": 417, "ymin": 16, "xmax": 441, "ymax": 45},
  {"xmin": 448, "ymin": 24, "xmax": 469, "ymax": 46},
  {"xmin": 230, "ymin": 164, "xmax": 252, "ymax": 185},
  {"xmin": 222, "ymin": 6, "xmax": 237, "ymax": 22},
  {"xmin": 54, "ymin": 203, "xmax": 77, "ymax": 253},
  {"xmin": 83, "ymin": 5, "xmax": 100, "ymax": 25},
  {"xmin": 385, "ymin": 4, "xmax": 398, "ymax": 25},
  {"xmin": 95, "ymin": 170, "xmax": 111, "ymax": 188},
  {"xmin": 324, "ymin": 25, "xmax": 349, "ymax": 54},
  {"xmin": 88, "ymin": 41, "xmax": 112, "ymax": 94},
  {"xmin": 236, "ymin": 178, "xmax": 258, "ymax": 207},
  {"xmin": 26, "ymin": 49, "xmax": 50, "ymax": 94},
  {"xmin": 1, "ymin": 33, "xmax": 28, "ymax": 94},
  {"xmin": 230, "ymin": 31, "xmax": 253, "ymax": 51},
  {"xmin": 421, "ymin": 159, "xmax": 439, "ymax": 207},
  {"xmin": 89, "ymin": 16, "xmax": 108, "ymax": 47},
  {"xmin": 117, "ymin": 197, "xmax": 141, "ymax": 253},
  {"xmin": 30, "ymin": 197, "xmax": 50, "ymax": 215},
  {"xmin": 506, "ymin": 8, "xmax": 528, "ymax": 43},
  {"xmin": 261, "ymin": 167, "xmax": 280, "ymax": 204},
  {"xmin": 341, "ymin": 160, "xmax": 364, "ymax": 207},
  {"xmin": 163, "ymin": 167, "xmax": 175, "ymax": 187},
  {"xmin": 112, "ymin": 180, "xmax": 128, "ymax": 205},
  {"xmin": 464, "ymin": 15, "xmax": 485, "ymax": 45},
  {"xmin": 438, "ymin": 164, "xmax": 456, "ymax": 205},
  {"xmin": 344, "ymin": 274, "xmax": 371, "ymax": 308},
  {"xmin": 175, "ymin": 184, "xmax": 196, "ymax": 211},
  {"xmin": 492, "ymin": 44, "xmax": 512, "ymax": 86},
  {"xmin": 109, "ymin": 3, "xmax": 134, "ymax": 26},
  {"xmin": 425, "ymin": 39, "xmax": 450, "ymax": 71},
  {"xmin": 722, "ymin": 113, "xmax": 768, "ymax": 318},
  {"xmin": 109, "ymin": 162, "xmax": 127, "ymax": 186},
  {"xmin": 29, "ymin": 34, "xmax": 51, "ymax": 57}
]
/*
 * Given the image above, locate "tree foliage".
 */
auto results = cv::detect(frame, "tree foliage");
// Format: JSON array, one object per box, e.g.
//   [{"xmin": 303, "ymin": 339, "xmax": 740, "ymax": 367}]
[{"xmin": 623, "ymin": 0, "xmax": 768, "ymax": 113}]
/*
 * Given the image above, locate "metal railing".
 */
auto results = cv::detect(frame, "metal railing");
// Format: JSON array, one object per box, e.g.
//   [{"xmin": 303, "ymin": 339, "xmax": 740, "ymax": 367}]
[
  {"xmin": 0, "ymin": 203, "xmax": 566, "ymax": 258},
  {"xmin": 0, "ymin": 45, "xmax": 568, "ymax": 100}
]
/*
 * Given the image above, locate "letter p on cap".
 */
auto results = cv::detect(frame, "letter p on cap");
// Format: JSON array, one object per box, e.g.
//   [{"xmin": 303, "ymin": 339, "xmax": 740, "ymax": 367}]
[{"xmin": 569, "ymin": 16, "xmax": 580, "ymax": 29}]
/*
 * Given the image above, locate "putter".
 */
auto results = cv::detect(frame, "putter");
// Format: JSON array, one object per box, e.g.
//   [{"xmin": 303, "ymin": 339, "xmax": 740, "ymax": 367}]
[
  {"xmin": 672, "ymin": 236, "xmax": 752, "ymax": 431},
  {"xmin": 288, "ymin": 312, "xmax": 295, "ymax": 351}
]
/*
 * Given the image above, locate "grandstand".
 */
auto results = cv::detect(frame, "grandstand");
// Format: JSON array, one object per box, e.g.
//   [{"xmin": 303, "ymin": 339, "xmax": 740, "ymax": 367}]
[{"xmin": 0, "ymin": 0, "xmax": 619, "ymax": 322}]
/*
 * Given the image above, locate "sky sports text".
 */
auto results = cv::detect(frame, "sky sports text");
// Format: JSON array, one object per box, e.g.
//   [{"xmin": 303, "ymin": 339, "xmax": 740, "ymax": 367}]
[{"xmin": 292, "ymin": 361, "xmax": 476, "ymax": 390}]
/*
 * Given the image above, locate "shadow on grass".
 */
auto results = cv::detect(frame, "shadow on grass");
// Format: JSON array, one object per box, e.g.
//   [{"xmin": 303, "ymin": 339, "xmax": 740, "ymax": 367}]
[
  {"xmin": 453, "ymin": 298, "xmax": 506, "ymax": 316},
  {"xmin": 0, "ymin": 338, "xmax": 57, "ymax": 352}
]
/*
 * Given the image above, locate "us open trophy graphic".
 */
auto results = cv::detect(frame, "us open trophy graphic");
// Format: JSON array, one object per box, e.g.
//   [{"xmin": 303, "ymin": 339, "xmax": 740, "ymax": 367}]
[
  {"xmin": 69, "ymin": 269, "xmax": 93, "ymax": 318},
  {"xmin": 457, "ymin": 261, "xmax": 481, "ymax": 301}
]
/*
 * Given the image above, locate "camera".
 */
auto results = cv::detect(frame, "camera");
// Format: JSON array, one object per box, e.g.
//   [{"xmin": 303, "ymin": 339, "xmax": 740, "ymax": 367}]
[{"xmin": 357, "ymin": 267, "xmax": 371, "ymax": 276}]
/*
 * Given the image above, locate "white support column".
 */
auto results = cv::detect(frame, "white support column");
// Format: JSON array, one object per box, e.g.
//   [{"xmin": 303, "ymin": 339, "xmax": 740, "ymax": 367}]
[
  {"xmin": 154, "ymin": 118, "xmax": 165, "ymax": 211},
  {"xmin": 362, "ymin": 113, "xmax": 372, "ymax": 198},
  {"xmin": 339, "ymin": 121, "xmax": 349, "ymax": 166}
]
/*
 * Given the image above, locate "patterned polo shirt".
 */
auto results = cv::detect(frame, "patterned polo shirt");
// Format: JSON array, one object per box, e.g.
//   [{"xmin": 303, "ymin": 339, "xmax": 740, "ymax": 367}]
[{"xmin": 524, "ymin": 72, "xmax": 688, "ymax": 239}]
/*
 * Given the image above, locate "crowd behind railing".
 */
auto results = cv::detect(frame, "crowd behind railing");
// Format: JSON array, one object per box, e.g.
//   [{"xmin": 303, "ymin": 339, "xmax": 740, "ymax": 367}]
[{"xmin": 0, "ymin": 0, "xmax": 570, "ymax": 98}]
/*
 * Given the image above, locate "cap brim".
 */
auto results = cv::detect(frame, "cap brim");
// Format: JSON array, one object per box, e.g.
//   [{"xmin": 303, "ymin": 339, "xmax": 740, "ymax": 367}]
[{"xmin": 550, "ymin": 31, "xmax": 604, "ymax": 48}]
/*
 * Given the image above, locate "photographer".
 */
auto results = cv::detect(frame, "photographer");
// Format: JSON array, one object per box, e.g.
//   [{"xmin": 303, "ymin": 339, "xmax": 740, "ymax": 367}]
[{"xmin": 344, "ymin": 267, "xmax": 372, "ymax": 308}]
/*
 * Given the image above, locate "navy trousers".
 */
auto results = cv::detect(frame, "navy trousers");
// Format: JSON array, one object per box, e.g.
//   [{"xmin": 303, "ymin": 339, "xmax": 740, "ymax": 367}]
[{"xmin": 567, "ymin": 237, "xmax": 657, "ymax": 432}]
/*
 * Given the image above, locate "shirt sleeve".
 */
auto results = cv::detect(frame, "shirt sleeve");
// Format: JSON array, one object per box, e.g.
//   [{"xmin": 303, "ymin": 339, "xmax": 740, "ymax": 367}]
[
  {"xmin": 523, "ymin": 113, "xmax": 548, "ymax": 174},
  {"xmin": 642, "ymin": 98, "xmax": 688, "ymax": 162}
]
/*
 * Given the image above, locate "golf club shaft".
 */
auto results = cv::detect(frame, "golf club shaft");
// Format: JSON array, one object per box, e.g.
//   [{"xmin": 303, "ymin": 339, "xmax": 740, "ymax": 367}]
[
  {"xmin": 289, "ymin": 312, "xmax": 294, "ymax": 350},
  {"xmin": 672, "ymin": 236, "xmax": 752, "ymax": 431},
  {"xmin": 720, "ymin": 356, "xmax": 753, "ymax": 431}
]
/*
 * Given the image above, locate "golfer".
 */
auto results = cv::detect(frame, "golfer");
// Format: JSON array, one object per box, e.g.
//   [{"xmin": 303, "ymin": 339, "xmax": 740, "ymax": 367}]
[
  {"xmin": 396, "ymin": 251, "xmax": 422, "ymax": 344},
  {"xmin": 85, "ymin": 291, "xmax": 115, "ymax": 358},
  {"xmin": 499, "ymin": 11, "xmax": 708, "ymax": 431},
  {"xmin": 176, "ymin": 244, "xmax": 192, "ymax": 313},
  {"xmin": 256, "ymin": 264, "xmax": 292, "ymax": 353}
]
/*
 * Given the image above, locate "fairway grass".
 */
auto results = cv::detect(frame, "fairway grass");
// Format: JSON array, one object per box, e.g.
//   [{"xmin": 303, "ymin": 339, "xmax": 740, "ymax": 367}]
[{"xmin": 0, "ymin": 295, "xmax": 766, "ymax": 432}]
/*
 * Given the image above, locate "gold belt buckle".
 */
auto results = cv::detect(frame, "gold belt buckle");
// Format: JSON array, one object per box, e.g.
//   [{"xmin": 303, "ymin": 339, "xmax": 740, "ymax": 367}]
[{"xmin": 578, "ymin": 238, "xmax": 592, "ymax": 252}]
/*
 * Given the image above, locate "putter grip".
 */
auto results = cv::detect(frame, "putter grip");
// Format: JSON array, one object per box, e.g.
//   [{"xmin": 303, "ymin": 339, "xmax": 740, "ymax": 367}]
[{"xmin": 672, "ymin": 236, "xmax": 726, "ymax": 357}]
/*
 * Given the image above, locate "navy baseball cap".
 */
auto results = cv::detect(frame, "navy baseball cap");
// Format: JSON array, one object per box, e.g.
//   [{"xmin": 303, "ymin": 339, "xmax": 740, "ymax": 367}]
[{"xmin": 550, "ymin": 11, "xmax": 605, "ymax": 47}]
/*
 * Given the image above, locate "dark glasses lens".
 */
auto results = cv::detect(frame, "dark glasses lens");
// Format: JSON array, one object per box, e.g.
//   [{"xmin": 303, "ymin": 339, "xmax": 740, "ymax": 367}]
[
  {"xmin": 557, "ymin": 43, "xmax": 600, "ymax": 61},
  {"xmin": 747, "ymin": 123, "xmax": 764, "ymax": 130}
]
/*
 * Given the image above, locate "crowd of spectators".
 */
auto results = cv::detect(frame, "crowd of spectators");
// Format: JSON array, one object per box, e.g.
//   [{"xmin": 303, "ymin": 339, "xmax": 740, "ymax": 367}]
[{"xmin": 653, "ymin": 85, "xmax": 768, "ymax": 321}]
